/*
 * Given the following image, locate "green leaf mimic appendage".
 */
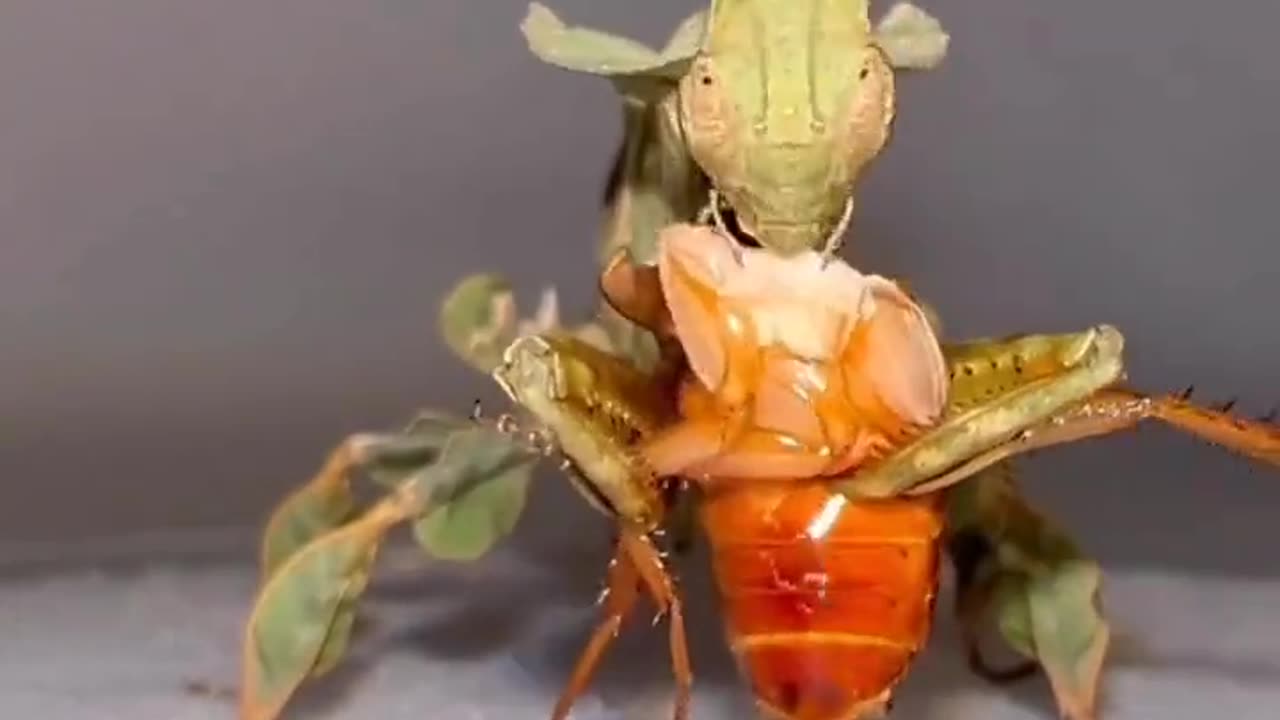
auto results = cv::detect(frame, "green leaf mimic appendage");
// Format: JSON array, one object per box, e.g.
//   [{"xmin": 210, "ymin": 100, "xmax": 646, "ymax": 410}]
[
  {"xmin": 242, "ymin": 418, "xmax": 550, "ymax": 720},
  {"xmin": 873, "ymin": 3, "xmax": 950, "ymax": 70},
  {"xmin": 258, "ymin": 413, "xmax": 469, "ymax": 581},
  {"xmin": 947, "ymin": 465, "xmax": 1110, "ymax": 720},
  {"xmin": 408, "ymin": 424, "xmax": 540, "ymax": 561},
  {"xmin": 240, "ymin": 500, "xmax": 406, "ymax": 720},
  {"xmin": 521, "ymin": 2, "xmax": 705, "ymax": 92}
]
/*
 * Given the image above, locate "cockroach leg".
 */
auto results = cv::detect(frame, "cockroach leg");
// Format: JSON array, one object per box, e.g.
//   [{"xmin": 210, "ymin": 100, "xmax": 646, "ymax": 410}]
[
  {"xmin": 620, "ymin": 525, "xmax": 693, "ymax": 720},
  {"xmin": 552, "ymin": 540, "xmax": 643, "ymax": 720}
]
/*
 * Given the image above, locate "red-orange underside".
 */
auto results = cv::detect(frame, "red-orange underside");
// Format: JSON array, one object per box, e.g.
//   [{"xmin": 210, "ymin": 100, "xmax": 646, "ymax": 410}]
[{"xmin": 698, "ymin": 480, "xmax": 945, "ymax": 720}]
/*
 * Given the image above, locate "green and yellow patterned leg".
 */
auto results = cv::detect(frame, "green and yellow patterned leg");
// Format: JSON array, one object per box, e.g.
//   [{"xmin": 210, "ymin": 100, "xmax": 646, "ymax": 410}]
[
  {"xmin": 840, "ymin": 325, "xmax": 1126, "ymax": 498},
  {"xmin": 841, "ymin": 325, "xmax": 1280, "ymax": 499},
  {"xmin": 491, "ymin": 332, "xmax": 695, "ymax": 720},
  {"xmin": 819, "ymin": 322, "xmax": 1279, "ymax": 720}
]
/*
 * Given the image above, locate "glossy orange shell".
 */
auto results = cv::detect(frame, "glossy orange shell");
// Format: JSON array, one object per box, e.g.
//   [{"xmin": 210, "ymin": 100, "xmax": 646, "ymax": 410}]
[{"xmin": 698, "ymin": 480, "xmax": 944, "ymax": 720}]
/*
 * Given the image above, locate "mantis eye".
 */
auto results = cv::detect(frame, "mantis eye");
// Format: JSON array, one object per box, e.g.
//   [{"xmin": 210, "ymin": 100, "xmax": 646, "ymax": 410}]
[
  {"xmin": 682, "ymin": 58, "xmax": 728, "ymax": 131},
  {"xmin": 679, "ymin": 56, "xmax": 738, "ymax": 184},
  {"xmin": 842, "ymin": 47, "xmax": 896, "ymax": 172}
]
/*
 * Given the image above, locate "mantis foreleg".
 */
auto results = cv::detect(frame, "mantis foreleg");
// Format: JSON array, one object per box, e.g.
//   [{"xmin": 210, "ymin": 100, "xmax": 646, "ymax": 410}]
[
  {"xmin": 840, "ymin": 325, "xmax": 1126, "ymax": 498},
  {"xmin": 491, "ymin": 333, "xmax": 694, "ymax": 720},
  {"xmin": 843, "ymin": 325, "xmax": 1280, "ymax": 499}
]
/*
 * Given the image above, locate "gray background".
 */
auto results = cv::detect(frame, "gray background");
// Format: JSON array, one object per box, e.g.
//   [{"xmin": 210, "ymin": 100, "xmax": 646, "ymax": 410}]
[{"xmin": 1, "ymin": 0, "xmax": 1278, "ymax": 578}]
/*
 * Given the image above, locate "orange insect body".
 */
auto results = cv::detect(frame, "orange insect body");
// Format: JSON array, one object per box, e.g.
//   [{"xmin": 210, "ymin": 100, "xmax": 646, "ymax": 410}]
[
  {"xmin": 700, "ymin": 482, "xmax": 943, "ymax": 720},
  {"xmin": 632, "ymin": 224, "xmax": 951, "ymax": 719}
]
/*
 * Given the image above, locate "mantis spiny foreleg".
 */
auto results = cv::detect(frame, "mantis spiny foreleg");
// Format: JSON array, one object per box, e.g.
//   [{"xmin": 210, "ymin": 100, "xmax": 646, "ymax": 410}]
[
  {"xmin": 840, "ymin": 326, "xmax": 1280, "ymax": 499},
  {"xmin": 492, "ymin": 333, "xmax": 694, "ymax": 720}
]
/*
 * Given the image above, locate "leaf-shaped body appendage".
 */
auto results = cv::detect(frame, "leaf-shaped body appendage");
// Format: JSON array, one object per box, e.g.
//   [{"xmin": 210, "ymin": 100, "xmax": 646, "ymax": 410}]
[
  {"xmin": 259, "ymin": 443, "xmax": 357, "ymax": 581},
  {"xmin": 258, "ymin": 415, "xmax": 469, "ymax": 581},
  {"xmin": 521, "ymin": 2, "xmax": 705, "ymax": 98},
  {"xmin": 356, "ymin": 421, "xmax": 543, "ymax": 564},
  {"xmin": 440, "ymin": 273, "xmax": 520, "ymax": 373},
  {"xmin": 409, "ymin": 426, "xmax": 539, "ymax": 562},
  {"xmin": 241, "ymin": 423, "xmax": 545, "ymax": 720},
  {"xmin": 239, "ymin": 500, "xmax": 407, "ymax": 720},
  {"xmin": 947, "ymin": 466, "xmax": 1110, "ymax": 720},
  {"xmin": 440, "ymin": 272, "xmax": 579, "ymax": 374},
  {"xmin": 873, "ymin": 2, "xmax": 950, "ymax": 70}
]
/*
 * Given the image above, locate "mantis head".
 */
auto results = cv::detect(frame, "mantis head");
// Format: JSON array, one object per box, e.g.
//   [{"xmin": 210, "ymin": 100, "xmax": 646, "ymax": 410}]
[{"xmin": 676, "ymin": 0, "xmax": 896, "ymax": 257}]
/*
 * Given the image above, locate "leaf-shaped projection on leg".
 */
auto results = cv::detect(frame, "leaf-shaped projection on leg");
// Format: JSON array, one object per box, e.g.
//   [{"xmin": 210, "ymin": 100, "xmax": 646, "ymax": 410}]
[
  {"xmin": 438, "ymin": 268, "xmax": 665, "ymax": 375},
  {"xmin": 395, "ymin": 419, "xmax": 559, "ymax": 562},
  {"xmin": 239, "ymin": 498, "xmax": 410, "ymax": 720},
  {"xmin": 872, "ymin": 3, "xmax": 950, "ymax": 70},
  {"xmin": 521, "ymin": 3, "xmax": 711, "ymax": 370},
  {"xmin": 241, "ymin": 423, "xmax": 546, "ymax": 720},
  {"xmin": 945, "ymin": 464, "xmax": 1109, "ymax": 720},
  {"xmin": 258, "ymin": 412, "xmax": 468, "ymax": 581},
  {"xmin": 258, "ymin": 442, "xmax": 357, "ymax": 582},
  {"xmin": 410, "ymin": 435, "xmax": 538, "ymax": 562},
  {"xmin": 521, "ymin": 2, "xmax": 705, "ymax": 88},
  {"xmin": 440, "ymin": 273, "xmax": 571, "ymax": 373}
]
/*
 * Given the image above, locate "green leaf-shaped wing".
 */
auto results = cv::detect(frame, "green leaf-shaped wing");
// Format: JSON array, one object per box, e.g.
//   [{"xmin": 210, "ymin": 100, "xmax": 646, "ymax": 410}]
[{"xmin": 239, "ymin": 500, "xmax": 408, "ymax": 720}]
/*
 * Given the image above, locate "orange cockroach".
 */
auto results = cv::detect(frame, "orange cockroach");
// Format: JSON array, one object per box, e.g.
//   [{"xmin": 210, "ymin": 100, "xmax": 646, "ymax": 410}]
[{"xmin": 493, "ymin": 221, "xmax": 1280, "ymax": 720}]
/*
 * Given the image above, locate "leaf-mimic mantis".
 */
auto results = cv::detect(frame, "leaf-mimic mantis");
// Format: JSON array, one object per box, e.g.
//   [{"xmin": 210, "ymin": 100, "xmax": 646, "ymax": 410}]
[{"xmin": 236, "ymin": 3, "xmax": 1278, "ymax": 720}]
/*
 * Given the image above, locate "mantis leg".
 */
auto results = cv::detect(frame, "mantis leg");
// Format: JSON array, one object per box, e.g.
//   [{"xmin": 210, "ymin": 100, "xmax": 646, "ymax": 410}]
[
  {"xmin": 843, "ymin": 323, "xmax": 1279, "ymax": 498},
  {"xmin": 943, "ymin": 461, "xmax": 1111, "ymax": 720},
  {"xmin": 910, "ymin": 387, "xmax": 1280, "ymax": 496},
  {"xmin": 492, "ymin": 334, "xmax": 693, "ymax": 718},
  {"xmin": 840, "ymin": 325, "xmax": 1127, "ymax": 498},
  {"xmin": 945, "ymin": 462, "xmax": 1041, "ymax": 686}
]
